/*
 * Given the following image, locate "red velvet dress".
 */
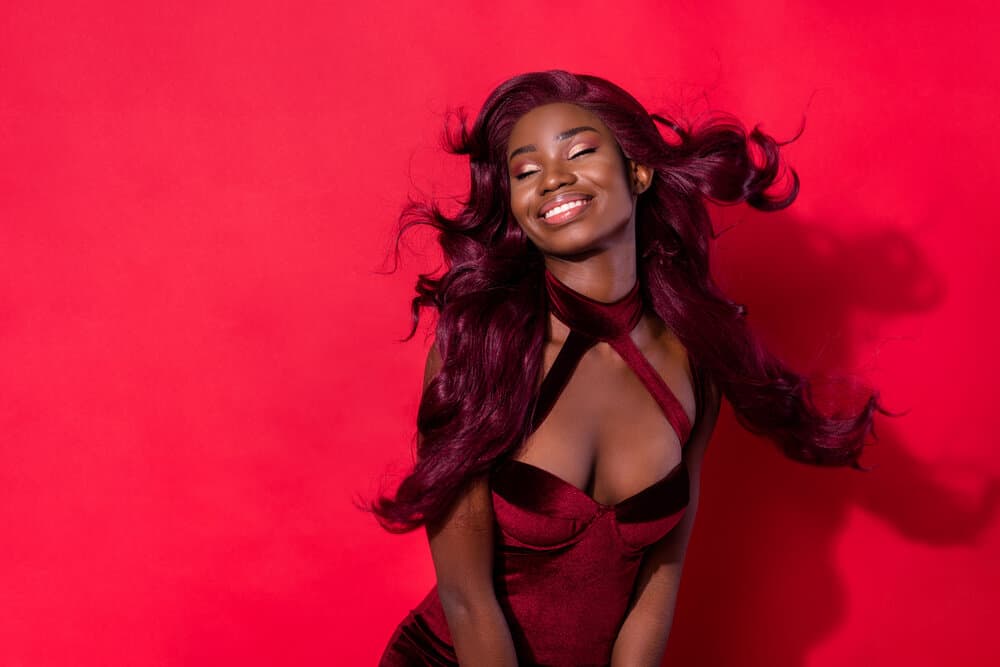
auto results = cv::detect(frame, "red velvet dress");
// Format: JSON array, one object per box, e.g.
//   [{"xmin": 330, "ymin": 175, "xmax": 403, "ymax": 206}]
[{"xmin": 379, "ymin": 268, "xmax": 704, "ymax": 666}]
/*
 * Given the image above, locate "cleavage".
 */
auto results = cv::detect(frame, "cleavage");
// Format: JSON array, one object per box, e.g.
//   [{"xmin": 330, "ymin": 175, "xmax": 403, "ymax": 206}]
[{"xmin": 513, "ymin": 337, "xmax": 687, "ymax": 507}]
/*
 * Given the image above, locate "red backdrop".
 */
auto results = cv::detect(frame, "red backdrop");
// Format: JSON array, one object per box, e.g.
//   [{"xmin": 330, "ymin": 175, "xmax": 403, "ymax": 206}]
[{"xmin": 2, "ymin": 1, "xmax": 997, "ymax": 665}]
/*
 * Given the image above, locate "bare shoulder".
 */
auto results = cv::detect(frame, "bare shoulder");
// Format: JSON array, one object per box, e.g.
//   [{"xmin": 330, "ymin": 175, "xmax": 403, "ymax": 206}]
[
  {"xmin": 644, "ymin": 313, "xmax": 723, "ymax": 464},
  {"xmin": 423, "ymin": 338, "xmax": 444, "ymax": 389}
]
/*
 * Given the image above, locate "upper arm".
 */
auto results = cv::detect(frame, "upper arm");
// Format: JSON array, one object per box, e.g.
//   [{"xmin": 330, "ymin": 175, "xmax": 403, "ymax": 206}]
[
  {"xmin": 420, "ymin": 340, "xmax": 499, "ymax": 612},
  {"xmin": 426, "ymin": 475, "xmax": 498, "ymax": 612},
  {"xmin": 685, "ymin": 372, "xmax": 723, "ymax": 476}
]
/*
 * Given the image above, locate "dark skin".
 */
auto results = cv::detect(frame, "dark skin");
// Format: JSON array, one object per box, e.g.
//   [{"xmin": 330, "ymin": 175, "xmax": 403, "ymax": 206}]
[
  {"xmin": 507, "ymin": 102, "xmax": 652, "ymax": 303},
  {"xmin": 424, "ymin": 103, "xmax": 721, "ymax": 666}
]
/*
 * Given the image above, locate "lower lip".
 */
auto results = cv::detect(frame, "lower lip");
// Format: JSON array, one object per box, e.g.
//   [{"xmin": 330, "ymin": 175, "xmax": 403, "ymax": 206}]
[{"xmin": 540, "ymin": 198, "xmax": 593, "ymax": 226}]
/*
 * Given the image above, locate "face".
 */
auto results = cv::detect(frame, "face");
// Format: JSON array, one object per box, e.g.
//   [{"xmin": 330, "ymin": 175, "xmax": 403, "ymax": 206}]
[{"xmin": 506, "ymin": 102, "xmax": 651, "ymax": 256}]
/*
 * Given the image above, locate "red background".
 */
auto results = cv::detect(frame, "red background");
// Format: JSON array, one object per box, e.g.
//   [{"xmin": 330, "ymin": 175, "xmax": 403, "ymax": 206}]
[{"xmin": 2, "ymin": 1, "xmax": 998, "ymax": 665}]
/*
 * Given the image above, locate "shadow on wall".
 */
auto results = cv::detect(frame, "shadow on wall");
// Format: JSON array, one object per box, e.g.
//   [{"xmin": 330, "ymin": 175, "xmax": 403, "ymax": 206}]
[{"xmin": 664, "ymin": 210, "xmax": 999, "ymax": 666}]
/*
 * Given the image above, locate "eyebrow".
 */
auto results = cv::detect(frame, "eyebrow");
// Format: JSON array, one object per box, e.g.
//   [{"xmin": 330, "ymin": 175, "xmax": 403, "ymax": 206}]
[{"xmin": 508, "ymin": 126, "xmax": 600, "ymax": 161}]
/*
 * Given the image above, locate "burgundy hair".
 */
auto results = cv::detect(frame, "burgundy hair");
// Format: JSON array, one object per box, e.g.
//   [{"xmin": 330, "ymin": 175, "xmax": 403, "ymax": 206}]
[{"xmin": 360, "ymin": 70, "xmax": 892, "ymax": 533}]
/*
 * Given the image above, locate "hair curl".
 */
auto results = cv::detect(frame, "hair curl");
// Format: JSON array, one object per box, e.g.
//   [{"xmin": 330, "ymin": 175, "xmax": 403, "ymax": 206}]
[{"xmin": 358, "ymin": 70, "xmax": 894, "ymax": 533}]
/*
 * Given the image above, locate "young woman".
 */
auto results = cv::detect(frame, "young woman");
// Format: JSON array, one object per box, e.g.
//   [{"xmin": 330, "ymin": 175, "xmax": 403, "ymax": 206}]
[{"xmin": 362, "ymin": 70, "xmax": 888, "ymax": 666}]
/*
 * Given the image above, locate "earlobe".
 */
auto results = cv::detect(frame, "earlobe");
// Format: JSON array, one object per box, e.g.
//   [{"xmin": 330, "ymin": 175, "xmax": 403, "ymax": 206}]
[{"xmin": 629, "ymin": 160, "xmax": 653, "ymax": 195}]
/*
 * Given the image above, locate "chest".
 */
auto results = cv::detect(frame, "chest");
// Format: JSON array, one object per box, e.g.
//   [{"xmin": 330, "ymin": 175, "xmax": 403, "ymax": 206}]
[{"xmin": 513, "ymin": 327, "xmax": 696, "ymax": 506}]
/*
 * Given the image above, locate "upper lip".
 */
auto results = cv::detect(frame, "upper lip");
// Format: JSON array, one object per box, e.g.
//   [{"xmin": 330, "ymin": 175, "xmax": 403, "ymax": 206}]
[{"xmin": 538, "ymin": 192, "xmax": 593, "ymax": 219}]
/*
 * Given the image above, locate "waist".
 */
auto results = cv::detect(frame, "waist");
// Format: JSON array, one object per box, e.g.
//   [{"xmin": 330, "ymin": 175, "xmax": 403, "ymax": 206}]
[{"xmin": 413, "ymin": 522, "xmax": 643, "ymax": 665}]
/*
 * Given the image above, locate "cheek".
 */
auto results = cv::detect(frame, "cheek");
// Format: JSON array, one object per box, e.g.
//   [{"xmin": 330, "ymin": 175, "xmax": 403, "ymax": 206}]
[
  {"xmin": 588, "ymin": 157, "xmax": 630, "ymax": 193},
  {"xmin": 510, "ymin": 189, "xmax": 531, "ymax": 220},
  {"xmin": 602, "ymin": 168, "xmax": 634, "ymax": 205}
]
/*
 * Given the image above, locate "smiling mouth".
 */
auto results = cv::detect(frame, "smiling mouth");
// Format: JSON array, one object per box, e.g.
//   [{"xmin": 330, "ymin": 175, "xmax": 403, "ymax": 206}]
[{"xmin": 541, "ymin": 197, "xmax": 592, "ymax": 225}]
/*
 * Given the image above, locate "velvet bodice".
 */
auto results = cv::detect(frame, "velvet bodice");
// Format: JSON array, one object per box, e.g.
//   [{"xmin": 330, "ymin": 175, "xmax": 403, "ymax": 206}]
[{"xmin": 380, "ymin": 267, "xmax": 704, "ymax": 667}]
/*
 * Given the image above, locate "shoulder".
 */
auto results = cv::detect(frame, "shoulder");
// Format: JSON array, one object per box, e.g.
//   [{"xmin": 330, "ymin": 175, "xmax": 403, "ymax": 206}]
[
  {"xmin": 423, "ymin": 339, "xmax": 444, "ymax": 390},
  {"xmin": 643, "ymin": 312, "xmax": 723, "ymax": 455},
  {"xmin": 640, "ymin": 311, "xmax": 690, "ymax": 374}
]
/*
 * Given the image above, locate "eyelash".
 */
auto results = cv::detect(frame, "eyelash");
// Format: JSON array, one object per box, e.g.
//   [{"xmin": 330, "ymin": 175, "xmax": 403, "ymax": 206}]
[{"xmin": 513, "ymin": 147, "xmax": 597, "ymax": 181}]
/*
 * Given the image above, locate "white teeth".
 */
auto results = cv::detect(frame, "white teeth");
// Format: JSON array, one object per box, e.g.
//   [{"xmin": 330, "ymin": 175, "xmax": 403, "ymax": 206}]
[{"xmin": 543, "ymin": 199, "xmax": 587, "ymax": 219}]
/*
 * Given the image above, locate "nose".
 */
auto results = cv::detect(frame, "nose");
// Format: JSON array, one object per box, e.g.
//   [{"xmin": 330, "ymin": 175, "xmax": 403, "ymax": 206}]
[{"xmin": 539, "ymin": 160, "xmax": 576, "ymax": 195}]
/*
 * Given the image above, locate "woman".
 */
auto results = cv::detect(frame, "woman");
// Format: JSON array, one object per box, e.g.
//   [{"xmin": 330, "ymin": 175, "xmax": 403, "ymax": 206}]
[{"xmin": 361, "ymin": 70, "xmax": 889, "ymax": 666}]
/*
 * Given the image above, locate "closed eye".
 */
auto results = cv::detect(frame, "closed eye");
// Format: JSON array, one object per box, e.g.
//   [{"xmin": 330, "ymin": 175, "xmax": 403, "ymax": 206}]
[{"xmin": 512, "ymin": 147, "xmax": 597, "ymax": 181}]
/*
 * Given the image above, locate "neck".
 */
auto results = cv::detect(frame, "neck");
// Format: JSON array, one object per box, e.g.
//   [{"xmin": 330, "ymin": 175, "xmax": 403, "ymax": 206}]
[
  {"xmin": 543, "ymin": 265, "xmax": 643, "ymax": 342},
  {"xmin": 542, "ymin": 258, "xmax": 639, "ymax": 304}
]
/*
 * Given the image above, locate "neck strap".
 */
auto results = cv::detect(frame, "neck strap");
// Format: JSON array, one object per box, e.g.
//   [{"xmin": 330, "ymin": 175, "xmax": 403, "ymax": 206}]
[{"xmin": 543, "ymin": 268, "xmax": 644, "ymax": 341}]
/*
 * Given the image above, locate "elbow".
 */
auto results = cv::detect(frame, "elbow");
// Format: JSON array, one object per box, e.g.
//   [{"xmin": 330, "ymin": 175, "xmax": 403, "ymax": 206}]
[
  {"xmin": 437, "ymin": 585, "xmax": 470, "ymax": 616},
  {"xmin": 436, "ymin": 583, "xmax": 497, "ymax": 618}
]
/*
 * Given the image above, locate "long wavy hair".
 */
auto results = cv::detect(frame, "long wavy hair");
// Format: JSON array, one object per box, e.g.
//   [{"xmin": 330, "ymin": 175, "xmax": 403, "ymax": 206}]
[{"xmin": 360, "ymin": 70, "xmax": 892, "ymax": 533}]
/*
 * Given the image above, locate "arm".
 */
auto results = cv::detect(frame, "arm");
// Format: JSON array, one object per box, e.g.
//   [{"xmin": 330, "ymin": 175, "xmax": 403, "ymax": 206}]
[
  {"xmin": 421, "ymin": 342, "xmax": 519, "ymax": 667},
  {"xmin": 610, "ymin": 376, "xmax": 723, "ymax": 667}
]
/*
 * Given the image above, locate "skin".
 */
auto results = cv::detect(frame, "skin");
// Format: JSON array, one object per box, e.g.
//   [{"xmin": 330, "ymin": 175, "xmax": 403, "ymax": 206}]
[
  {"xmin": 424, "ymin": 102, "xmax": 721, "ymax": 667},
  {"xmin": 506, "ymin": 102, "xmax": 653, "ymax": 302},
  {"xmin": 507, "ymin": 102, "xmax": 682, "ymax": 503}
]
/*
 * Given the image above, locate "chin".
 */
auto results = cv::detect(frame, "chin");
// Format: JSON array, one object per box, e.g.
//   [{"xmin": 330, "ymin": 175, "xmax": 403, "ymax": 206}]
[
  {"xmin": 557, "ymin": 218, "xmax": 632, "ymax": 246},
  {"xmin": 536, "ymin": 231, "xmax": 606, "ymax": 258}
]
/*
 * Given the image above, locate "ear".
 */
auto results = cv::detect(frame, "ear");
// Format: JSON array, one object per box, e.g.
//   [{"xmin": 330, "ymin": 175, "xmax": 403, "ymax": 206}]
[{"xmin": 628, "ymin": 160, "xmax": 654, "ymax": 195}]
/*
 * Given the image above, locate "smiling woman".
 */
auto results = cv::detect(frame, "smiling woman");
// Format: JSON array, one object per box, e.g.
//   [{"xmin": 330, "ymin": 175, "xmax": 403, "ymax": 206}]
[
  {"xmin": 358, "ymin": 70, "xmax": 890, "ymax": 666},
  {"xmin": 507, "ymin": 103, "xmax": 652, "ymax": 252}
]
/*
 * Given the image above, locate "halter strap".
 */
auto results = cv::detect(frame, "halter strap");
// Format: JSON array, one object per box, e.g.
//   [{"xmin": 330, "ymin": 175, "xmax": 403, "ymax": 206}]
[{"xmin": 531, "ymin": 268, "xmax": 693, "ymax": 443}]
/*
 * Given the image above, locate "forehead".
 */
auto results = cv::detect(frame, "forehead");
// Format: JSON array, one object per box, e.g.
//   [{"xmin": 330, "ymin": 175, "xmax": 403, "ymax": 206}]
[{"xmin": 507, "ymin": 103, "xmax": 610, "ymax": 152}]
